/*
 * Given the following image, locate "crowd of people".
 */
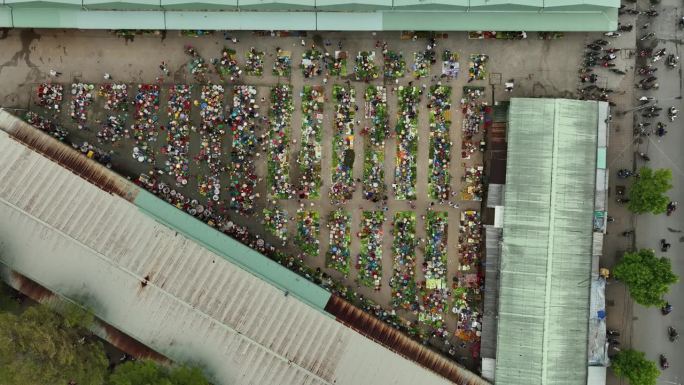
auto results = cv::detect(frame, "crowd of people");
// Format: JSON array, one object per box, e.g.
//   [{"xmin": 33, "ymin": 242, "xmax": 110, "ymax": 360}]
[
  {"xmin": 36, "ymin": 83, "xmax": 63, "ymax": 113},
  {"xmin": 468, "ymin": 54, "xmax": 489, "ymax": 82},
  {"xmin": 267, "ymin": 85, "xmax": 293, "ymax": 199},
  {"xmin": 357, "ymin": 211, "xmax": 384, "ymax": 290},
  {"xmin": 454, "ymin": 210, "xmax": 483, "ymax": 341},
  {"xmin": 25, "ymin": 38, "xmax": 496, "ymax": 365},
  {"xmin": 420, "ymin": 211, "xmax": 450, "ymax": 326},
  {"xmin": 390, "ymin": 211, "xmax": 418, "ymax": 310},
  {"xmin": 461, "ymin": 166, "xmax": 484, "ymax": 201},
  {"xmin": 461, "ymin": 87, "xmax": 487, "ymax": 137},
  {"xmin": 96, "ymin": 83, "xmax": 129, "ymax": 144},
  {"xmin": 163, "ymin": 84, "xmax": 193, "ymax": 187},
  {"xmin": 326, "ymin": 209, "xmax": 352, "ymax": 276},
  {"xmin": 354, "ymin": 51, "xmax": 379, "ymax": 82},
  {"xmin": 24, "ymin": 111, "xmax": 68, "ymax": 141},
  {"xmin": 394, "ymin": 86, "xmax": 422, "ymax": 200},
  {"xmin": 69, "ymin": 83, "xmax": 94, "ymax": 130},
  {"xmin": 196, "ymin": 84, "xmax": 225, "ymax": 202},
  {"xmin": 228, "ymin": 85, "xmax": 260, "ymax": 215},
  {"xmin": 427, "ymin": 85, "xmax": 453, "ymax": 201},
  {"xmin": 294, "ymin": 210, "xmax": 320, "ymax": 257},
  {"xmin": 383, "ymin": 50, "xmax": 407, "ymax": 79},
  {"xmin": 301, "ymin": 48, "xmax": 323, "ymax": 78},
  {"xmin": 132, "ymin": 84, "xmax": 160, "ymax": 163},
  {"xmin": 297, "ymin": 85, "xmax": 324, "ymax": 199},
  {"xmin": 330, "ymin": 85, "xmax": 356, "ymax": 204},
  {"xmin": 362, "ymin": 86, "xmax": 389, "ymax": 202}
]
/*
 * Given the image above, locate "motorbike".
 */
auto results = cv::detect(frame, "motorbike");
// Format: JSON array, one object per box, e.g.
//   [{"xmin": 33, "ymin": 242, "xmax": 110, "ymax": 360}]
[
  {"xmin": 617, "ymin": 169, "xmax": 634, "ymax": 178},
  {"xmin": 607, "ymin": 329, "xmax": 621, "ymax": 336},
  {"xmin": 610, "ymin": 68, "xmax": 627, "ymax": 75},
  {"xmin": 607, "ymin": 338, "xmax": 620, "ymax": 346},
  {"xmin": 621, "ymin": 230, "xmax": 634, "ymax": 236},
  {"xmin": 601, "ymin": 61, "xmax": 616, "ymax": 68},
  {"xmin": 640, "ymin": 32, "xmax": 656, "ymax": 40},
  {"xmin": 661, "ymin": 239, "xmax": 671, "ymax": 252},
  {"xmin": 580, "ymin": 74, "xmax": 598, "ymax": 83},
  {"xmin": 616, "ymin": 198, "xmax": 630, "ymax": 204},
  {"xmin": 579, "ymin": 67, "xmax": 593, "ymax": 74},
  {"xmin": 643, "ymin": 112, "xmax": 660, "ymax": 118},
  {"xmin": 605, "ymin": 32, "xmax": 622, "ymax": 37},
  {"xmin": 618, "ymin": 24, "xmax": 633, "ymax": 32},
  {"xmin": 668, "ymin": 327, "xmax": 678, "ymax": 342},
  {"xmin": 644, "ymin": 8, "xmax": 658, "ymax": 17},
  {"xmin": 636, "ymin": 82, "xmax": 659, "ymax": 90},
  {"xmin": 679, "ymin": 17, "xmax": 684, "ymax": 29},
  {"xmin": 587, "ymin": 43, "xmax": 602, "ymax": 51},
  {"xmin": 638, "ymin": 66, "xmax": 657, "ymax": 75},
  {"xmin": 661, "ymin": 302, "xmax": 672, "ymax": 315},
  {"xmin": 667, "ymin": 54, "xmax": 679, "ymax": 68},
  {"xmin": 639, "ymin": 96, "xmax": 656, "ymax": 103},
  {"xmin": 666, "ymin": 201, "xmax": 677, "ymax": 216},
  {"xmin": 660, "ymin": 354, "xmax": 669, "ymax": 369},
  {"xmin": 638, "ymin": 152, "xmax": 650, "ymax": 161},
  {"xmin": 656, "ymin": 126, "xmax": 668, "ymax": 137},
  {"xmin": 639, "ymin": 49, "xmax": 653, "ymax": 57},
  {"xmin": 594, "ymin": 39, "xmax": 609, "ymax": 45},
  {"xmin": 602, "ymin": 53, "xmax": 617, "ymax": 61},
  {"xmin": 668, "ymin": 106, "xmax": 678, "ymax": 121}
]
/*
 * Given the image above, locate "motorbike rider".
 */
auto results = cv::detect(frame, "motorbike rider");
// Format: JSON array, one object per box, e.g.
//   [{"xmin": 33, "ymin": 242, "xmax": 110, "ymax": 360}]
[
  {"xmin": 661, "ymin": 239, "xmax": 671, "ymax": 251},
  {"xmin": 661, "ymin": 302, "xmax": 672, "ymax": 315},
  {"xmin": 668, "ymin": 326, "xmax": 678, "ymax": 342},
  {"xmin": 660, "ymin": 354, "xmax": 669, "ymax": 369}
]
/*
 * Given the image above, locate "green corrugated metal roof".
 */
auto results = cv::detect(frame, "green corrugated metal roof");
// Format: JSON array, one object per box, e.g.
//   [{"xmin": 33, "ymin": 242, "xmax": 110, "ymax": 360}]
[
  {"xmin": 166, "ymin": 10, "xmax": 317, "ymax": 29},
  {"xmin": 0, "ymin": 0, "xmax": 619, "ymax": 30},
  {"xmin": 161, "ymin": 0, "xmax": 238, "ymax": 10},
  {"xmin": 11, "ymin": 7, "xmax": 165, "ymax": 27},
  {"xmin": 4, "ymin": 0, "xmax": 81, "ymax": 7},
  {"xmin": 496, "ymin": 98, "xmax": 597, "ymax": 385},
  {"xmin": 238, "ymin": 0, "xmax": 315, "ymax": 10},
  {"xmin": 134, "ymin": 190, "xmax": 332, "ymax": 311},
  {"xmin": 0, "ymin": 6, "xmax": 11, "ymax": 26},
  {"xmin": 316, "ymin": 0, "xmax": 392, "ymax": 11},
  {"xmin": 392, "ymin": 0, "xmax": 468, "ymax": 10},
  {"xmin": 83, "ymin": 0, "xmax": 161, "ymax": 10}
]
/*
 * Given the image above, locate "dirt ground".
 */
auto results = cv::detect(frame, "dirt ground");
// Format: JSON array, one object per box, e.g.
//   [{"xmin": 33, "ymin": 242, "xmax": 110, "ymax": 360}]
[{"xmin": 0, "ymin": 28, "xmax": 606, "ymax": 370}]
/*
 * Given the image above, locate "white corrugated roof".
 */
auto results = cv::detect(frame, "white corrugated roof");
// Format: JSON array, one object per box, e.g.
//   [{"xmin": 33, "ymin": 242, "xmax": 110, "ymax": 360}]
[{"xmin": 0, "ymin": 127, "xmax": 454, "ymax": 385}]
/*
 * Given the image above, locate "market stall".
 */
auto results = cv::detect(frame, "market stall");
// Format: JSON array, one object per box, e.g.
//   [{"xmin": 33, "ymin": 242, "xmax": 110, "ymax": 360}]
[
  {"xmin": 326, "ymin": 209, "xmax": 351, "ymax": 276},
  {"xmin": 297, "ymin": 85, "xmax": 324, "ymax": 199},
  {"xmin": 267, "ymin": 85, "xmax": 294, "ymax": 199},
  {"xmin": 363, "ymin": 85, "xmax": 388, "ymax": 202},
  {"xmin": 330, "ymin": 85, "xmax": 356, "ymax": 204},
  {"xmin": 394, "ymin": 86, "xmax": 421, "ymax": 200},
  {"xmin": 427, "ymin": 85, "xmax": 452, "ymax": 201},
  {"xmin": 295, "ymin": 210, "xmax": 320, "ymax": 257},
  {"xmin": 228, "ymin": 85, "xmax": 260, "ymax": 215},
  {"xmin": 357, "ymin": 211, "xmax": 384, "ymax": 290},
  {"xmin": 390, "ymin": 211, "xmax": 418, "ymax": 310}
]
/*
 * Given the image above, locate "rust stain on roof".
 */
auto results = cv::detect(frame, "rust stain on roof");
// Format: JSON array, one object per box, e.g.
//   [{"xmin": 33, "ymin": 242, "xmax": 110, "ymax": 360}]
[
  {"xmin": 0, "ymin": 110, "xmax": 139, "ymax": 201},
  {"xmin": 8, "ymin": 270, "xmax": 167, "ymax": 363},
  {"xmin": 325, "ymin": 295, "xmax": 489, "ymax": 385}
]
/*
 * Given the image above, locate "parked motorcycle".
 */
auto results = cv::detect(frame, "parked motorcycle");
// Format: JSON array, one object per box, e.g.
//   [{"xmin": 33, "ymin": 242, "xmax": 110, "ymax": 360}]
[
  {"xmin": 666, "ymin": 201, "xmax": 677, "ymax": 216},
  {"xmin": 667, "ymin": 54, "xmax": 679, "ymax": 68},
  {"xmin": 668, "ymin": 106, "xmax": 678, "ymax": 121},
  {"xmin": 618, "ymin": 23, "xmax": 633, "ymax": 32},
  {"xmin": 668, "ymin": 327, "xmax": 678, "ymax": 342},
  {"xmin": 594, "ymin": 39, "xmax": 609, "ymax": 45},
  {"xmin": 617, "ymin": 169, "xmax": 634, "ymax": 178},
  {"xmin": 610, "ymin": 68, "xmax": 627, "ymax": 75},
  {"xmin": 638, "ymin": 66, "xmax": 657, "ymax": 75},
  {"xmin": 662, "ymin": 302, "xmax": 672, "ymax": 315},
  {"xmin": 638, "ymin": 152, "xmax": 650, "ymax": 161},
  {"xmin": 607, "ymin": 329, "xmax": 621, "ymax": 336},
  {"xmin": 640, "ymin": 32, "xmax": 656, "ymax": 40},
  {"xmin": 660, "ymin": 354, "xmax": 669, "ymax": 369}
]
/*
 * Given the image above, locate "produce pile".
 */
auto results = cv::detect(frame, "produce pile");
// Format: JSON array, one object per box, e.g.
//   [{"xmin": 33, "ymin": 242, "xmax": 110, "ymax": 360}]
[
  {"xmin": 273, "ymin": 48, "xmax": 291, "ymax": 77},
  {"xmin": 461, "ymin": 87, "xmax": 486, "ymax": 138},
  {"xmin": 394, "ymin": 86, "xmax": 422, "ymax": 200},
  {"xmin": 196, "ymin": 84, "xmax": 225, "ymax": 202},
  {"xmin": 69, "ymin": 83, "xmax": 94, "ymax": 129},
  {"xmin": 245, "ymin": 47, "xmax": 265, "ymax": 76},
  {"xmin": 363, "ymin": 86, "xmax": 388, "ymax": 202},
  {"xmin": 267, "ymin": 85, "xmax": 294, "ymax": 199},
  {"xmin": 36, "ymin": 83, "xmax": 63, "ymax": 113},
  {"xmin": 131, "ymin": 84, "xmax": 160, "ymax": 163},
  {"xmin": 301, "ymin": 48, "xmax": 322, "ymax": 78},
  {"xmin": 163, "ymin": 84, "xmax": 194, "ymax": 187},
  {"xmin": 295, "ymin": 210, "xmax": 320, "ymax": 257},
  {"xmin": 330, "ymin": 85, "xmax": 356, "ymax": 204},
  {"xmin": 390, "ymin": 211, "xmax": 418, "ymax": 310},
  {"xmin": 297, "ymin": 85, "xmax": 324, "ymax": 199},
  {"xmin": 383, "ymin": 50, "xmax": 407, "ymax": 79},
  {"xmin": 326, "ymin": 209, "xmax": 351, "ymax": 276},
  {"xmin": 357, "ymin": 211, "xmax": 384, "ymax": 290},
  {"xmin": 214, "ymin": 47, "xmax": 241, "ymax": 81},
  {"xmin": 427, "ymin": 85, "xmax": 452, "ymax": 201},
  {"xmin": 228, "ymin": 85, "xmax": 261, "ymax": 215},
  {"xmin": 354, "ymin": 51, "xmax": 379, "ymax": 82}
]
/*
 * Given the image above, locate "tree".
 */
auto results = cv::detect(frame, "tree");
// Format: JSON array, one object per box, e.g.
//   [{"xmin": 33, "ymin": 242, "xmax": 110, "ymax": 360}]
[
  {"xmin": 628, "ymin": 167, "xmax": 673, "ymax": 214},
  {"xmin": 0, "ymin": 305, "xmax": 109, "ymax": 385},
  {"xmin": 613, "ymin": 249, "xmax": 678, "ymax": 307},
  {"xmin": 108, "ymin": 360, "xmax": 211, "ymax": 385},
  {"xmin": 611, "ymin": 349, "xmax": 659, "ymax": 385}
]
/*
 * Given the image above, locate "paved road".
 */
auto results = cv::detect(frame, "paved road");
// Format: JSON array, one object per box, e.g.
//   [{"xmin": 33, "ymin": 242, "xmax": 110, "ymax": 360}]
[{"xmin": 606, "ymin": 0, "xmax": 684, "ymax": 383}]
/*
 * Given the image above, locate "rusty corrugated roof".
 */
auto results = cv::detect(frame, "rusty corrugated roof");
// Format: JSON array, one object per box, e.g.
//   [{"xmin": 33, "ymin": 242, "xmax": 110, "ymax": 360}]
[{"xmin": 0, "ymin": 110, "xmax": 476, "ymax": 385}]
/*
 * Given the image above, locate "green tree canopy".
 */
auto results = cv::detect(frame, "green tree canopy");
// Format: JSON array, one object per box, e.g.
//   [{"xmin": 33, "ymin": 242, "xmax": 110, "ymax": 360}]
[
  {"xmin": 108, "ymin": 360, "xmax": 211, "ymax": 385},
  {"xmin": 628, "ymin": 167, "xmax": 673, "ymax": 214},
  {"xmin": 0, "ymin": 305, "xmax": 109, "ymax": 385},
  {"xmin": 611, "ymin": 349, "xmax": 660, "ymax": 385},
  {"xmin": 613, "ymin": 249, "xmax": 678, "ymax": 307}
]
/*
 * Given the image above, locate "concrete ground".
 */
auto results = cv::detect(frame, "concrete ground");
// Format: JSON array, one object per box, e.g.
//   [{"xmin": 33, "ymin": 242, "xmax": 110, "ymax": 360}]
[
  {"xmin": 0, "ymin": 28, "xmax": 598, "ymax": 370},
  {"xmin": 602, "ymin": 0, "xmax": 684, "ymax": 384}
]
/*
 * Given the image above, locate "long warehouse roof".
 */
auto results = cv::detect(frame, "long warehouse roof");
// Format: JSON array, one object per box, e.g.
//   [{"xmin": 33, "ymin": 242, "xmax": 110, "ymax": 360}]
[
  {"xmin": 495, "ymin": 99, "xmax": 600, "ymax": 385},
  {"xmin": 0, "ymin": 109, "xmax": 488, "ymax": 385},
  {"xmin": 0, "ymin": 0, "xmax": 619, "ymax": 31}
]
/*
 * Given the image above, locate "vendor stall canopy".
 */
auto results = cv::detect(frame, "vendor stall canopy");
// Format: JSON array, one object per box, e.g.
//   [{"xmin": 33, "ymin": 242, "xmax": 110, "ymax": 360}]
[
  {"xmin": 496, "ymin": 98, "xmax": 604, "ymax": 385},
  {"xmin": 0, "ymin": 0, "xmax": 618, "ymax": 30}
]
